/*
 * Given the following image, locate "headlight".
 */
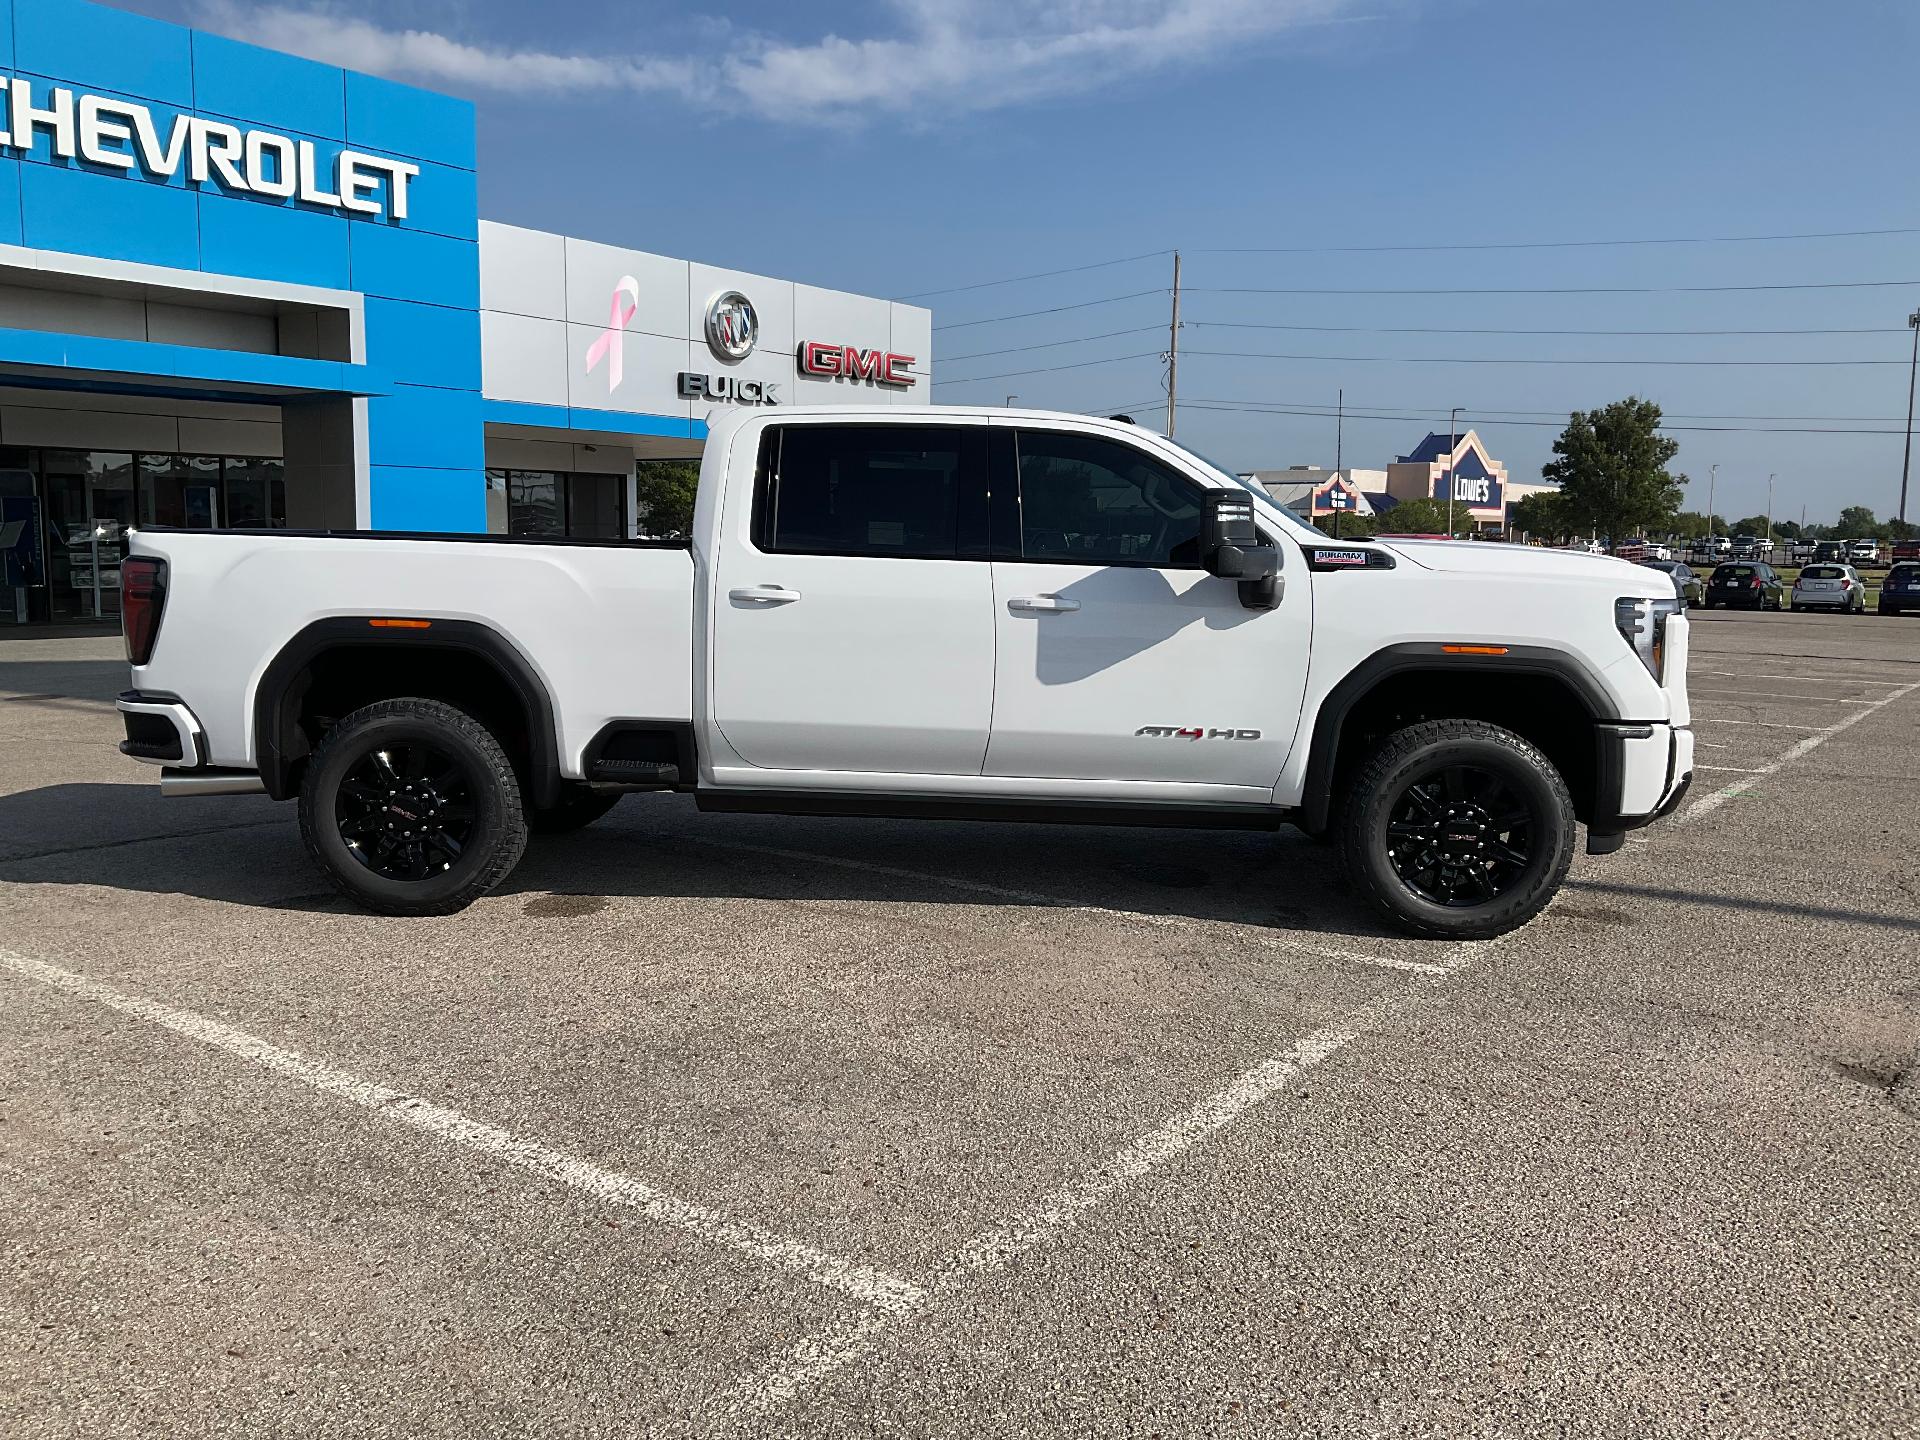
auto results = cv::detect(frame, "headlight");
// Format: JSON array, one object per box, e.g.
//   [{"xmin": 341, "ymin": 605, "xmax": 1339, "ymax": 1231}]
[{"xmin": 1615, "ymin": 596, "xmax": 1682, "ymax": 681}]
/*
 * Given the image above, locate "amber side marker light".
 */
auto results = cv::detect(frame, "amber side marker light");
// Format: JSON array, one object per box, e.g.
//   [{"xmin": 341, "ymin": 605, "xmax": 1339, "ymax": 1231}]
[
  {"xmin": 1440, "ymin": 644, "xmax": 1509, "ymax": 656},
  {"xmin": 368, "ymin": 618, "xmax": 433, "ymax": 630}
]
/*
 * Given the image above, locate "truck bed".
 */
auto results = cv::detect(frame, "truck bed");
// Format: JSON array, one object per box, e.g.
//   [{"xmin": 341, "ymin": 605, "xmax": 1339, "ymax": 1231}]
[{"xmin": 128, "ymin": 529, "xmax": 697, "ymax": 778}]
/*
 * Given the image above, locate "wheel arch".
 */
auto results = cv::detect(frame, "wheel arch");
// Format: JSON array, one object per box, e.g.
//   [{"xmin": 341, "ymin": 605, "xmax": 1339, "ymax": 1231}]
[
  {"xmin": 1300, "ymin": 642, "xmax": 1622, "ymax": 834},
  {"xmin": 253, "ymin": 617, "xmax": 563, "ymax": 808}
]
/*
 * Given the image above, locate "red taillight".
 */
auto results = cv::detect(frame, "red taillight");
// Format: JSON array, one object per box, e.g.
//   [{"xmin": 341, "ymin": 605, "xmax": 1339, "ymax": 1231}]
[
  {"xmin": 1841, "ymin": 579, "xmax": 1853, "ymax": 591},
  {"xmin": 122, "ymin": 557, "xmax": 168, "ymax": 665},
  {"xmin": 1750, "ymin": 578, "xmax": 1761, "ymax": 588}
]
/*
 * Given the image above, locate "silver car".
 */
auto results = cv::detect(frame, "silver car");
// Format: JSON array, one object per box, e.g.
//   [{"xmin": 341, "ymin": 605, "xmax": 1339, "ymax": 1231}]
[{"xmin": 1791, "ymin": 563, "xmax": 1867, "ymax": 614}]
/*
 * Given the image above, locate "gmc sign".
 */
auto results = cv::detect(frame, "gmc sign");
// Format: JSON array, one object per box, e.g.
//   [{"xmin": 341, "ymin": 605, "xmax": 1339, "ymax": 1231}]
[{"xmin": 797, "ymin": 341, "xmax": 916, "ymax": 388}]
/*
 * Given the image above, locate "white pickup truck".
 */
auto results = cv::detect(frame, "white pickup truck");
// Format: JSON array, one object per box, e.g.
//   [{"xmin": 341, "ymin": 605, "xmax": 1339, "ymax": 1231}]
[{"xmin": 116, "ymin": 406, "xmax": 1693, "ymax": 939}]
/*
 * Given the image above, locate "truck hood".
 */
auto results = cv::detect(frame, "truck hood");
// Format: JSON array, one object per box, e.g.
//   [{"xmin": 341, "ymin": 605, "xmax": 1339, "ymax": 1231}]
[{"xmin": 1376, "ymin": 539, "xmax": 1666, "ymax": 593}]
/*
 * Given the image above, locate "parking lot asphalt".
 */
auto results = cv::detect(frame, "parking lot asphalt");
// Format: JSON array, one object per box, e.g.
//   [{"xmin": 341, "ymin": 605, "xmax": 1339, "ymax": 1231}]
[{"xmin": 3, "ymin": 613, "xmax": 1918, "ymax": 1439}]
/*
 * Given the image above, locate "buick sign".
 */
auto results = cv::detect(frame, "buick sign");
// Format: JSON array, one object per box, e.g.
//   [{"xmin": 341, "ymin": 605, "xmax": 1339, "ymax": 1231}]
[{"xmin": 704, "ymin": 291, "xmax": 759, "ymax": 363}]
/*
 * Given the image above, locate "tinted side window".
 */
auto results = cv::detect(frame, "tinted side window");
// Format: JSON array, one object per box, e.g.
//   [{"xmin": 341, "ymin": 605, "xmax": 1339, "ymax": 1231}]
[
  {"xmin": 1014, "ymin": 430, "xmax": 1202, "ymax": 567},
  {"xmin": 759, "ymin": 425, "xmax": 984, "ymax": 559}
]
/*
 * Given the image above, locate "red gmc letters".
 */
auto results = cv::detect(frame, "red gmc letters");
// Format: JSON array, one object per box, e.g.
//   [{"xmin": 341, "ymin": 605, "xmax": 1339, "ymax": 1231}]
[{"xmin": 797, "ymin": 341, "xmax": 916, "ymax": 388}]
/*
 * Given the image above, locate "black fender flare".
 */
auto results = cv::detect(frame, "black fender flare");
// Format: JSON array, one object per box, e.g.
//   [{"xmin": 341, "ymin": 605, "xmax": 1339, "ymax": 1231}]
[
  {"xmin": 1298, "ymin": 641, "xmax": 1623, "ymax": 834},
  {"xmin": 252, "ymin": 616, "xmax": 563, "ymax": 807}
]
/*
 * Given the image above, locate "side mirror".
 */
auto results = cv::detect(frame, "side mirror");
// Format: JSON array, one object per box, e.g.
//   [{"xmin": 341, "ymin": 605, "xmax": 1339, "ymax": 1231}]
[{"xmin": 1202, "ymin": 491, "xmax": 1281, "ymax": 609}]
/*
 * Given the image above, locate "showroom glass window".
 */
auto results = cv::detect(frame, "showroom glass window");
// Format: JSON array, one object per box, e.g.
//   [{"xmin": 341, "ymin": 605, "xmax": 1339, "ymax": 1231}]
[
  {"xmin": 487, "ymin": 470, "xmax": 628, "ymax": 540},
  {"xmin": 1012, "ymin": 430, "xmax": 1203, "ymax": 568},
  {"xmin": 755, "ymin": 424, "xmax": 986, "ymax": 559}
]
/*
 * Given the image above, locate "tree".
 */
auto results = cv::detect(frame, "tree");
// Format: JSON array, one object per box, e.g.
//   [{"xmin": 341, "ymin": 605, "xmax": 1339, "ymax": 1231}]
[
  {"xmin": 1541, "ymin": 397, "xmax": 1683, "ymax": 543},
  {"xmin": 1730, "ymin": 514, "xmax": 1772, "ymax": 538},
  {"xmin": 1371, "ymin": 497, "xmax": 1466, "ymax": 536},
  {"xmin": 634, "ymin": 460, "xmax": 700, "ymax": 536},
  {"xmin": 1510, "ymin": 489, "xmax": 1573, "ymax": 542},
  {"xmin": 1835, "ymin": 504, "xmax": 1879, "ymax": 539}
]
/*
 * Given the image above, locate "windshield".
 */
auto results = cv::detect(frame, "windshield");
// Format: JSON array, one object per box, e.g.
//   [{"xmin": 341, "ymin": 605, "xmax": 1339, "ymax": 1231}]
[
  {"xmin": 1801, "ymin": 565, "xmax": 1845, "ymax": 579},
  {"xmin": 1156, "ymin": 433, "xmax": 1330, "ymax": 542}
]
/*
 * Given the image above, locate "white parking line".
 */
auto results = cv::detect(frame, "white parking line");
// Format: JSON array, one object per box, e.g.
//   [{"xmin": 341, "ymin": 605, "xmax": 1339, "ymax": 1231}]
[
  {"xmin": 720, "ymin": 984, "xmax": 1434, "ymax": 1421},
  {"xmin": 0, "ymin": 950, "xmax": 926, "ymax": 1314},
  {"xmin": 678, "ymin": 835, "xmax": 1457, "ymax": 977},
  {"xmin": 1695, "ymin": 670, "xmax": 1909, "ymax": 687},
  {"xmin": 1683, "ymin": 679, "xmax": 1920, "ymax": 824},
  {"xmin": 1693, "ymin": 764, "xmax": 1762, "ymax": 774},
  {"xmin": 1693, "ymin": 717, "xmax": 1827, "ymax": 731},
  {"xmin": 1690, "ymin": 688, "xmax": 1875, "ymax": 706}
]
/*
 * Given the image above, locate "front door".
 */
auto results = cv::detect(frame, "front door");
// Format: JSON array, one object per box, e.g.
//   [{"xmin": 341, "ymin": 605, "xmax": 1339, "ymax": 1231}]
[
  {"xmin": 984, "ymin": 425, "xmax": 1312, "ymax": 795},
  {"xmin": 709, "ymin": 421, "xmax": 996, "ymax": 778}
]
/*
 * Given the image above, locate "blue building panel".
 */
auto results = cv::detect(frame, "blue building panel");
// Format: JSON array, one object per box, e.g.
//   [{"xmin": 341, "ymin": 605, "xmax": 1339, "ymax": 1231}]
[
  {"xmin": 198, "ymin": 191, "xmax": 353, "ymax": 291},
  {"xmin": 364, "ymin": 297, "xmax": 482, "ymax": 392},
  {"xmin": 15, "ymin": 0, "xmax": 194, "ymax": 108},
  {"xmin": 344, "ymin": 72, "xmax": 476, "ymax": 173},
  {"xmin": 0, "ymin": 0, "xmax": 14, "ymax": 69},
  {"xmin": 0, "ymin": 158, "xmax": 20, "ymax": 246},
  {"xmin": 369, "ymin": 464, "xmax": 487, "ymax": 532},
  {"xmin": 367, "ymin": 384, "xmax": 486, "ymax": 471},
  {"xmin": 190, "ymin": 30, "xmax": 346, "ymax": 142},
  {"xmin": 349, "ymin": 223, "xmax": 479, "ymax": 309},
  {"xmin": 394, "ymin": 157, "xmax": 479, "ymax": 243},
  {"xmin": 20, "ymin": 160, "xmax": 198, "ymax": 269}
]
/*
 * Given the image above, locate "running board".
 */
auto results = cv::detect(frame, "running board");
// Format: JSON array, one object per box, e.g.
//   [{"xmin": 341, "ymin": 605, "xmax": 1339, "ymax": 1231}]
[{"xmin": 694, "ymin": 788, "xmax": 1291, "ymax": 830}]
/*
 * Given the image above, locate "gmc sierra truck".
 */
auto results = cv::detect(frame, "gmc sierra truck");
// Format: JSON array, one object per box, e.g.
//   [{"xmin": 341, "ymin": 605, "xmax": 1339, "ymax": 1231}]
[{"xmin": 115, "ymin": 406, "xmax": 1693, "ymax": 939}]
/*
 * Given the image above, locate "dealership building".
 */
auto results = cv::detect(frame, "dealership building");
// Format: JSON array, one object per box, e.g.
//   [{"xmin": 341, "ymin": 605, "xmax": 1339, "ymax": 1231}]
[{"xmin": 0, "ymin": 0, "xmax": 930, "ymax": 626}]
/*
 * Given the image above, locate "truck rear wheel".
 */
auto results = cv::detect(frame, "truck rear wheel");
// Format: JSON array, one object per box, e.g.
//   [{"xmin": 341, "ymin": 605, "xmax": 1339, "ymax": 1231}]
[
  {"xmin": 1337, "ymin": 719, "xmax": 1575, "ymax": 940},
  {"xmin": 298, "ymin": 697, "xmax": 528, "ymax": 916}
]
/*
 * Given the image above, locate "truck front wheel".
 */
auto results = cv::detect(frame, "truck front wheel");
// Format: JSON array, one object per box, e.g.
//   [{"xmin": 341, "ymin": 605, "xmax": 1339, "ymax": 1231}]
[
  {"xmin": 298, "ymin": 697, "xmax": 529, "ymax": 916},
  {"xmin": 1337, "ymin": 719, "xmax": 1575, "ymax": 940}
]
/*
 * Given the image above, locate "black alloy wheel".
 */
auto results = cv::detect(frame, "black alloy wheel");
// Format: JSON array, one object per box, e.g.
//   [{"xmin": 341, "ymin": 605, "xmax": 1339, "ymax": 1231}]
[
  {"xmin": 335, "ymin": 740, "xmax": 476, "ymax": 881},
  {"xmin": 1383, "ymin": 764, "xmax": 1534, "ymax": 908},
  {"xmin": 298, "ymin": 697, "xmax": 528, "ymax": 915},
  {"xmin": 1337, "ymin": 718, "xmax": 1576, "ymax": 940}
]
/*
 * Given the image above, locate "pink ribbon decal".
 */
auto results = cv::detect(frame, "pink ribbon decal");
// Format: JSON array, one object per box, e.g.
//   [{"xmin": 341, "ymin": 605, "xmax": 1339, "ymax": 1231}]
[{"xmin": 584, "ymin": 275, "xmax": 641, "ymax": 392}]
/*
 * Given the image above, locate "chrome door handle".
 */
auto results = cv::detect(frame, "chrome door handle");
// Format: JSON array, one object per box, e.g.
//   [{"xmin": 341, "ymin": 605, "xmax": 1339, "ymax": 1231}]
[
  {"xmin": 1008, "ymin": 594, "xmax": 1080, "ymax": 614},
  {"xmin": 729, "ymin": 584, "xmax": 802, "ymax": 605}
]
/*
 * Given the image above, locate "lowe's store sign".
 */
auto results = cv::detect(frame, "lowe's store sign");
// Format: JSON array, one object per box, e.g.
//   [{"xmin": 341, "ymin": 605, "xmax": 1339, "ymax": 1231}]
[{"xmin": 0, "ymin": 75, "xmax": 421, "ymax": 218}]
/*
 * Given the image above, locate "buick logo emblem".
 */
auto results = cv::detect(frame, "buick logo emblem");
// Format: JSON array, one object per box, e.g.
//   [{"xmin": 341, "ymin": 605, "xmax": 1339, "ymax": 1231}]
[{"xmin": 704, "ymin": 290, "xmax": 758, "ymax": 363}]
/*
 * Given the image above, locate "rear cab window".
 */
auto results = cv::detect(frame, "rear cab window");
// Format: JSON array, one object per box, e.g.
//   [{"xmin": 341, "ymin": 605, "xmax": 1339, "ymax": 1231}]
[{"xmin": 753, "ymin": 423, "xmax": 989, "ymax": 559}]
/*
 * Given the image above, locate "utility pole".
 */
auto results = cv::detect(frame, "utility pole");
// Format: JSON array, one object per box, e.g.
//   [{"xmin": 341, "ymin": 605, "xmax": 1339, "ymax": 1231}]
[
  {"xmin": 1332, "ymin": 388, "xmax": 1344, "ymax": 540},
  {"xmin": 1766, "ymin": 473, "xmax": 1775, "ymax": 557},
  {"xmin": 1707, "ymin": 463, "xmax": 1719, "ymax": 549},
  {"xmin": 1446, "ymin": 407, "xmax": 1461, "ymax": 536},
  {"xmin": 1165, "ymin": 251, "xmax": 1181, "ymax": 439},
  {"xmin": 1901, "ymin": 307, "xmax": 1919, "ymax": 527}
]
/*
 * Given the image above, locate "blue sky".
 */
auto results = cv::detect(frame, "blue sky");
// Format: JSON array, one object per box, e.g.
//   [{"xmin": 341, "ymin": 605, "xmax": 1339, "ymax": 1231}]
[{"xmin": 142, "ymin": 0, "xmax": 1920, "ymax": 526}]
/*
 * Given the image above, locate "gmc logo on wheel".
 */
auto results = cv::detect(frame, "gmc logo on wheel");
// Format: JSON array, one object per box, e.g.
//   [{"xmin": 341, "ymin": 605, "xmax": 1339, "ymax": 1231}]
[{"xmin": 797, "ymin": 341, "xmax": 917, "ymax": 388}]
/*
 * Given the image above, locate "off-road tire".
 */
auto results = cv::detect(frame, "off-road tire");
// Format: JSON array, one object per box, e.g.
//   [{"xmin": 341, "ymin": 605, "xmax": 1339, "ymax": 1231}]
[
  {"xmin": 528, "ymin": 786, "xmax": 622, "ymax": 834},
  {"xmin": 299, "ymin": 697, "xmax": 527, "ymax": 916},
  {"xmin": 1337, "ymin": 718, "xmax": 1576, "ymax": 941}
]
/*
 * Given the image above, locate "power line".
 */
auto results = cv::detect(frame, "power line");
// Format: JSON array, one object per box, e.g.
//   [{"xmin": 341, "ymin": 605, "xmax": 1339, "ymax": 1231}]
[
  {"xmin": 1134, "ymin": 397, "xmax": 1908, "ymax": 436},
  {"xmin": 1188, "ymin": 225, "xmax": 1920, "ymax": 255},
  {"xmin": 1090, "ymin": 394, "xmax": 1917, "ymax": 424},
  {"xmin": 1182, "ymin": 347, "xmax": 1906, "ymax": 368},
  {"xmin": 1189, "ymin": 320, "xmax": 1906, "ymax": 337},
  {"xmin": 896, "ymin": 250, "xmax": 1170, "ymax": 300},
  {"xmin": 1188, "ymin": 278, "xmax": 1920, "ymax": 297},
  {"xmin": 933, "ymin": 352, "xmax": 1164, "ymax": 385},
  {"xmin": 933, "ymin": 289, "xmax": 1165, "ymax": 332},
  {"xmin": 939, "ymin": 326, "xmax": 1165, "ymax": 364}
]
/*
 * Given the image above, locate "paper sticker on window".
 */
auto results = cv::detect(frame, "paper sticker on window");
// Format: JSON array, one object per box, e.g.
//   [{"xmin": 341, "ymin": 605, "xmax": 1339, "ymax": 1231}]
[{"xmin": 868, "ymin": 520, "xmax": 905, "ymax": 546}]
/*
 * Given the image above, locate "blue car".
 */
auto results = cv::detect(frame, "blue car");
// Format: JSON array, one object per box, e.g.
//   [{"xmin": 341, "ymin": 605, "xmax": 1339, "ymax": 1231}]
[{"xmin": 1879, "ymin": 561, "xmax": 1920, "ymax": 616}]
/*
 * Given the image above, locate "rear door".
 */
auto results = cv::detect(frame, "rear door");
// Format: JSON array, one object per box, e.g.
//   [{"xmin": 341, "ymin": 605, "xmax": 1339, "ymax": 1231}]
[
  {"xmin": 982, "ymin": 423, "xmax": 1311, "ymax": 794},
  {"xmin": 709, "ymin": 421, "xmax": 996, "ymax": 777}
]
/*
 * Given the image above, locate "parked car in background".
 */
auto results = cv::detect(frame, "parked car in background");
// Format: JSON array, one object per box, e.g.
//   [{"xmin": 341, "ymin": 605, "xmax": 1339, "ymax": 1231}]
[
  {"xmin": 1788, "ymin": 540, "xmax": 1817, "ymax": 565},
  {"xmin": 1704, "ymin": 562, "xmax": 1785, "ymax": 610},
  {"xmin": 1642, "ymin": 559, "xmax": 1704, "ymax": 608},
  {"xmin": 1791, "ymin": 563, "xmax": 1867, "ymax": 613},
  {"xmin": 1846, "ymin": 538, "xmax": 1883, "ymax": 568},
  {"xmin": 1730, "ymin": 533, "xmax": 1763, "ymax": 561},
  {"xmin": 1892, "ymin": 539, "xmax": 1920, "ymax": 564},
  {"xmin": 1878, "ymin": 561, "xmax": 1920, "ymax": 616},
  {"xmin": 1812, "ymin": 541, "xmax": 1848, "ymax": 565},
  {"xmin": 1700, "ymin": 534, "xmax": 1731, "ymax": 558}
]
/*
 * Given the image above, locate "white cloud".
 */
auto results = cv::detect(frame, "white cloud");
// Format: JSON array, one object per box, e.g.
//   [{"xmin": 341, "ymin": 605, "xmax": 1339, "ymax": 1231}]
[{"xmin": 193, "ymin": 0, "xmax": 1374, "ymax": 123}]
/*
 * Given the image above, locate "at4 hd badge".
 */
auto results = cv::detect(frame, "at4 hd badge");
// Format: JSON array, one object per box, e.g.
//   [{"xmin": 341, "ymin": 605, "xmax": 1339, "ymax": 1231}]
[{"xmin": 1136, "ymin": 726, "xmax": 1262, "ymax": 740}]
